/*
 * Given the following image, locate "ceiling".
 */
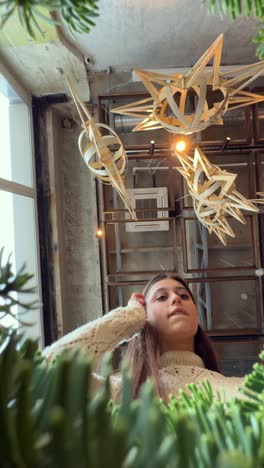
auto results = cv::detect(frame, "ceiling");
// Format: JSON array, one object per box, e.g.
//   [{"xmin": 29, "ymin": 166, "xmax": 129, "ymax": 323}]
[
  {"xmin": 64, "ymin": 0, "xmax": 260, "ymax": 70},
  {"xmin": 0, "ymin": 0, "xmax": 261, "ymax": 97}
]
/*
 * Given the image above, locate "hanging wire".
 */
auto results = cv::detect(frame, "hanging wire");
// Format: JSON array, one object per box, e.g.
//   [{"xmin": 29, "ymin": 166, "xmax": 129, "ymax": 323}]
[
  {"xmin": 106, "ymin": 78, "xmax": 134, "ymax": 93},
  {"xmin": 148, "ymin": 158, "xmax": 167, "ymax": 176}
]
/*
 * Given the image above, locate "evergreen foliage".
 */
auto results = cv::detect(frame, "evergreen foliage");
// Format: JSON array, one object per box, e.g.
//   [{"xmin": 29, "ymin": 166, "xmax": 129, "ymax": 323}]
[
  {"xmin": 0, "ymin": 247, "xmax": 38, "ymax": 331},
  {"xmin": 1, "ymin": 250, "xmax": 264, "ymax": 467},
  {"xmin": 203, "ymin": 0, "xmax": 264, "ymax": 59},
  {"xmin": 0, "ymin": 0, "xmax": 99, "ymax": 37}
]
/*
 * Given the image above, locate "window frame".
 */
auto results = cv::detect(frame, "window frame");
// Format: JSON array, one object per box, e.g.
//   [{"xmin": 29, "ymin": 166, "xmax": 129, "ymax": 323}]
[{"xmin": 0, "ymin": 61, "xmax": 44, "ymax": 346}]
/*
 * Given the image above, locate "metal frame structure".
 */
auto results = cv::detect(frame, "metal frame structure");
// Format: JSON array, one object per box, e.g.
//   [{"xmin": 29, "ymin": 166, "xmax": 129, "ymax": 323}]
[
  {"xmin": 181, "ymin": 214, "xmax": 260, "ymax": 273},
  {"xmin": 97, "ymin": 91, "xmax": 264, "ymax": 344}
]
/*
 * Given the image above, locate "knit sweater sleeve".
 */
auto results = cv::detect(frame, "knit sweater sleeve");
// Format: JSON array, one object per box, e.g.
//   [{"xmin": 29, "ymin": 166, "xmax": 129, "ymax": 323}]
[{"xmin": 42, "ymin": 299, "xmax": 146, "ymax": 370}]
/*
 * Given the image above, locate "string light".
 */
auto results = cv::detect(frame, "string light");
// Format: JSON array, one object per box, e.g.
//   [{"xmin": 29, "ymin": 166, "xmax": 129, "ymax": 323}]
[
  {"xmin": 96, "ymin": 228, "xmax": 104, "ymax": 238},
  {"xmin": 175, "ymin": 140, "xmax": 187, "ymax": 152},
  {"xmin": 221, "ymin": 136, "xmax": 231, "ymax": 151},
  {"xmin": 149, "ymin": 140, "xmax": 155, "ymax": 155}
]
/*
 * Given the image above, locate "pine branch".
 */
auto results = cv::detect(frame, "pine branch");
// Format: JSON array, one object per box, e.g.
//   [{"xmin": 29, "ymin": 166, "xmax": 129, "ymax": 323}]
[
  {"xmin": 2, "ymin": 249, "xmax": 264, "ymax": 466},
  {"xmin": 2, "ymin": 329, "xmax": 264, "ymax": 466},
  {"xmin": 0, "ymin": 247, "xmax": 38, "ymax": 330},
  {"xmin": 203, "ymin": 0, "xmax": 264, "ymax": 59},
  {"xmin": 0, "ymin": 0, "xmax": 99, "ymax": 38}
]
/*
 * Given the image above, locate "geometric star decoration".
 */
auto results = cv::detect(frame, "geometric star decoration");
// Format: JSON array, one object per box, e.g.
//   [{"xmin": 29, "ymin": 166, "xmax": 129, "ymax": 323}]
[
  {"xmin": 66, "ymin": 78, "xmax": 137, "ymax": 220},
  {"xmin": 250, "ymin": 192, "xmax": 264, "ymax": 204},
  {"xmin": 112, "ymin": 34, "xmax": 264, "ymax": 135},
  {"xmin": 175, "ymin": 146, "xmax": 261, "ymax": 245}
]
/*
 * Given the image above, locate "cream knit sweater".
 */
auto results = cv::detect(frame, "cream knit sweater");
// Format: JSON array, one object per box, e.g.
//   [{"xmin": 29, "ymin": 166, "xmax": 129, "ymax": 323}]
[{"xmin": 43, "ymin": 299, "xmax": 244, "ymax": 401}]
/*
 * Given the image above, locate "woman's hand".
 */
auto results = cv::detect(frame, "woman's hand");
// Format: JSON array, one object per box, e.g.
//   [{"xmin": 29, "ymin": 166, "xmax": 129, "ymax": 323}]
[{"xmin": 130, "ymin": 292, "xmax": 145, "ymax": 306}]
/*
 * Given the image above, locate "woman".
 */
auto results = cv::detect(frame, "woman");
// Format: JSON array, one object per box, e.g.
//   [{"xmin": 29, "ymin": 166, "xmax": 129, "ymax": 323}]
[{"xmin": 43, "ymin": 273, "xmax": 243, "ymax": 401}]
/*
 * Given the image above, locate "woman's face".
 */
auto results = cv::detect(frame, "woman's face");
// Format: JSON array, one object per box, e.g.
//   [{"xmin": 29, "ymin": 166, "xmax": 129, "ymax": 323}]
[{"xmin": 145, "ymin": 278, "xmax": 199, "ymax": 349}]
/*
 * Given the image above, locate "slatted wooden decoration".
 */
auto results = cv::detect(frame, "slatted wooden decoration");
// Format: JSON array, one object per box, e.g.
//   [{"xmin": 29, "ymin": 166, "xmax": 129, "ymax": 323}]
[
  {"xmin": 175, "ymin": 146, "xmax": 260, "ymax": 245},
  {"xmin": 66, "ymin": 78, "xmax": 137, "ymax": 220},
  {"xmin": 250, "ymin": 192, "xmax": 264, "ymax": 204},
  {"xmin": 112, "ymin": 34, "xmax": 264, "ymax": 135}
]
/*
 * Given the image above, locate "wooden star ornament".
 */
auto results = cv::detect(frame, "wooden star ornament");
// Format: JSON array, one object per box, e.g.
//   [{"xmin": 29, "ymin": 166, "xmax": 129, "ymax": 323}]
[
  {"xmin": 112, "ymin": 34, "xmax": 264, "ymax": 135},
  {"xmin": 176, "ymin": 146, "xmax": 260, "ymax": 245},
  {"xmin": 66, "ymin": 78, "xmax": 136, "ymax": 220},
  {"xmin": 250, "ymin": 192, "xmax": 264, "ymax": 204}
]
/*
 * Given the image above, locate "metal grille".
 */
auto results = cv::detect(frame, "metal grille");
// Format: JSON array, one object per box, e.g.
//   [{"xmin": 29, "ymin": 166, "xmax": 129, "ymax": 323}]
[{"xmin": 135, "ymin": 198, "xmax": 157, "ymax": 219}]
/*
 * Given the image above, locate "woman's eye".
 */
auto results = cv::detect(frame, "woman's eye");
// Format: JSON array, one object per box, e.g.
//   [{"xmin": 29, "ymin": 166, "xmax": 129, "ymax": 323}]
[
  {"xmin": 156, "ymin": 295, "xmax": 167, "ymax": 301},
  {"xmin": 180, "ymin": 294, "xmax": 190, "ymax": 300}
]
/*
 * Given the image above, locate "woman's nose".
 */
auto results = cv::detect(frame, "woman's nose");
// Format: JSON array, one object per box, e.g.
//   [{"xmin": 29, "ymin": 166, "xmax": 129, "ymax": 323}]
[{"xmin": 171, "ymin": 294, "xmax": 181, "ymax": 304}]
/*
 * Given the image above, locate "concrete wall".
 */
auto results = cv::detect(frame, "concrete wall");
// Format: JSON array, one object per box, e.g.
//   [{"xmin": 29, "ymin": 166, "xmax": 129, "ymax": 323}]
[{"xmin": 45, "ymin": 103, "xmax": 102, "ymax": 335}]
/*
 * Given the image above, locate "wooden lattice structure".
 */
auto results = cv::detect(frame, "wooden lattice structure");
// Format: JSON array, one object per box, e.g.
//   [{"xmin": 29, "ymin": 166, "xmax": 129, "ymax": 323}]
[
  {"xmin": 112, "ymin": 35, "xmax": 264, "ymax": 135},
  {"xmin": 175, "ymin": 146, "xmax": 262, "ymax": 245},
  {"xmin": 67, "ymin": 78, "xmax": 136, "ymax": 220}
]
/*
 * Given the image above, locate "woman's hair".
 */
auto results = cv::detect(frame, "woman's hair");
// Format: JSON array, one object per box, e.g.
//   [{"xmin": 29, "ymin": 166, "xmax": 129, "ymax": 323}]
[{"xmin": 122, "ymin": 273, "xmax": 219, "ymax": 399}]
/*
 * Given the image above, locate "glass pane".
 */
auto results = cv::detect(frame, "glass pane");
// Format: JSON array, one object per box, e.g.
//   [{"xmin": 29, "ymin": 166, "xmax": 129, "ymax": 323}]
[
  {"xmin": 214, "ymin": 339, "xmax": 264, "ymax": 377},
  {"xmin": 259, "ymin": 153, "xmax": 264, "ymax": 192},
  {"xmin": 255, "ymin": 98, "xmax": 264, "ymax": 142},
  {"xmin": 184, "ymin": 217, "xmax": 254, "ymax": 271},
  {"xmin": 0, "ymin": 74, "xmax": 33, "ymax": 186},
  {"xmin": 199, "ymin": 107, "xmax": 249, "ymax": 144},
  {"xmin": 107, "ymin": 221, "xmax": 176, "ymax": 274},
  {"xmin": 189, "ymin": 278, "xmax": 259, "ymax": 332},
  {"xmin": 109, "ymin": 283, "xmax": 146, "ymax": 309},
  {"xmin": 209, "ymin": 153, "xmax": 253, "ymax": 198},
  {"xmin": 0, "ymin": 190, "xmax": 42, "ymax": 342},
  {"xmin": 104, "ymin": 157, "xmax": 178, "ymax": 212}
]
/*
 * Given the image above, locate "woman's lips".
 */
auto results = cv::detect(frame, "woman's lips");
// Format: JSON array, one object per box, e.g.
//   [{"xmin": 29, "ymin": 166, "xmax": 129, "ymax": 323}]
[{"xmin": 168, "ymin": 308, "xmax": 187, "ymax": 318}]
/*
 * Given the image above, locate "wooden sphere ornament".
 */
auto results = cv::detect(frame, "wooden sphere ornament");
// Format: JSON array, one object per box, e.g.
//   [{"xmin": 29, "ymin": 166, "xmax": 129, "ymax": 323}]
[
  {"xmin": 66, "ymin": 78, "xmax": 136, "ymax": 220},
  {"xmin": 112, "ymin": 34, "xmax": 264, "ymax": 135},
  {"xmin": 176, "ymin": 146, "xmax": 261, "ymax": 245}
]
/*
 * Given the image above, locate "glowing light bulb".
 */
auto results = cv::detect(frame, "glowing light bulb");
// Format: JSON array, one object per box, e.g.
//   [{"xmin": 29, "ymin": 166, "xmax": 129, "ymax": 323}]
[
  {"xmin": 96, "ymin": 228, "xmax": 103, "ymax": 238},
  {"xmin": 175, "ymin": 140, "xmax": 186, "ymax": 152}
]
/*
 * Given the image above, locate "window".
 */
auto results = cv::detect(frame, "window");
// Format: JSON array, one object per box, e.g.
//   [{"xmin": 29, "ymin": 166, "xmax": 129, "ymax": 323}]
[{"xmin": 0, "ymin": 70, "xmax": 43, "ymax": 344}]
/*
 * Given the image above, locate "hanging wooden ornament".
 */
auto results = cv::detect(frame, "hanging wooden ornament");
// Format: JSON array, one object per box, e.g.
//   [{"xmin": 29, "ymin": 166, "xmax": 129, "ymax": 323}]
[
  {"xmin": 175, "ymin": 146, "xmax": 260, "ymax": 245},
  {"xmin": 112, "ymin": 34, "xmax": 264, "ymax": 135},
  {"xmin": 66, "ymin": 78, "xmax": 136, "ymax": 220},
  {"xmin": 250, "ymin": 192, "xmax": 264, "ymax": 204}
]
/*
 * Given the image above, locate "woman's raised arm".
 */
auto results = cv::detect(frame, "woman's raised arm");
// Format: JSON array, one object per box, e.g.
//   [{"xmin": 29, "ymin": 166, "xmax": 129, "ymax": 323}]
[{"xmin": 42, "ymin": 298, "xmax": 146, "ymax": 371}]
